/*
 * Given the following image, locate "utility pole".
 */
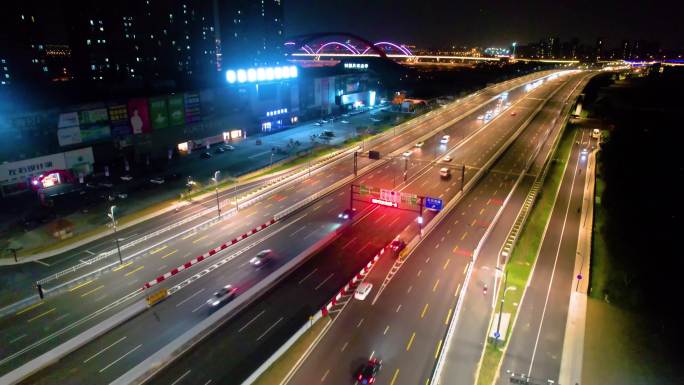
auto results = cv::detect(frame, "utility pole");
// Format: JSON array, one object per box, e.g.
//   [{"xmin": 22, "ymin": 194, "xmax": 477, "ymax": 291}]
[
  {"xmin": 108, "ymin": 206, "xmax": 123, "ymax": 265},
  {"xmin": 353, "ymin": 151, "xmax": 358, "ymax": 176},
  {"xmin": 461, "ymin": 164, "xmax": 466, "ymax": 191}
]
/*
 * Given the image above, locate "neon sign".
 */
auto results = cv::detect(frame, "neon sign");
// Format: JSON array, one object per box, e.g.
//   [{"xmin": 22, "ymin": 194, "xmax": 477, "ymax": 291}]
[
  {"xmin": 226, "ymin": 65, "xmax": 298, "ymax": 84},
  {"xmin": 372, "ymin": 198, "xmax": 398, "ymax": 207}
]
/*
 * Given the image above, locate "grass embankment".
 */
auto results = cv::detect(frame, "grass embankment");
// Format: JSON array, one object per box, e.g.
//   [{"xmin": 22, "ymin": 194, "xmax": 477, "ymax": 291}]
[
  {"xmin": 251, "ymin": 317, "xmax": 330, "ymax": 385},
  {"xmin": 476, "ymin": 126, "xmax": 576, "ymax": 385}
]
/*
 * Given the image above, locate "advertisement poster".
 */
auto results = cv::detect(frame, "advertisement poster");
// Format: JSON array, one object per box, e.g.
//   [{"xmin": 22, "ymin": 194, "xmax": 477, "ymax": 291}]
[
  {"xmin": 184, "ymin": 92, "xmax": 201, "ymax": 124},
  {"xmin": 150, "ymin": 97, "xmax": 169, "ymax": 129},
  {"xmin": 80, "ymin": 124, "xmax": 111, "ymax": 143},
  {"xmin": 128, "ymin": 98, "xmax": 151, "ymax": 134},
  {"xmin": 58, "ymin": 112, "xmax": 79, "ymax": 129},
  {"xmin": 79, "ymin": 108, "xmax": 108, "ymax": 125},
  {"xmin": 108, "ymin": 104, "xmax": 131, "ymax": 137},
  {"xmin": 168, "ymin": 95, "xmax": 185, "ymax": 126},
  {"xmin": 57, "ymin": 126, "xmax": 82, "ymax": 146}
]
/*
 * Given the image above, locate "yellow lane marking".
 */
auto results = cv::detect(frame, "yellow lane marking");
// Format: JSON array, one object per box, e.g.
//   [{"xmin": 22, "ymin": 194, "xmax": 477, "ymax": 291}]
[
  {"xmin": 192, "ymin": 235, "xmax": 209, "ymax": 244},
  {"xmin": 463, "ymin": 264, "xmax": 468, "ymax": 274},
  {"xmin": 181, "ymin": 232, "xmax": 195, "ymax": 240},
  {"xmin": 455, "ymin": 283, "xmax": 462, "ymax": 298},
  {"xmin": 27, "ymin": 308, "xmax": 55, "ymax": 323},
  {"xmin": 435, "ymin": 339, "xmax": 443, "ymax": 359},
  {"xmin": 480, "ymin": 208, "xmax": 485, "ymax": 215},
  {"xmin": 264, "ymin": 203, "xmax": 273, "ymax": 209},
  {"xmin": 150, "ymin": 245, "xmax": 168, "ymax": 254},
  {"xmin": 69, "ymin": 280, "xmax": 94, "ymax": 292},
  {"xmin": 81, "ymin": 285, "xmax": 105, "ymax": 297},
  {"xmin": 161, "ymin": 249, "xmax": 178, "ymax": 259},
  {"xmin": 445, "ymin": 308, "xmax": 453, "ymax": 325},
  {"xmin": 421, "ymin": 304, "xmax": 429, "ymax": 318},
  {"xmin": 112, "ymin": 261, "xmax": 133, "ymax": 272},
  {"xmin": 470, "ymin": 219, "xmax": 476, "ymax": 227},
  {"xmin": 443, "ymin": 259, "xmax": 450, "ymax": 270},
  {"xmin": 390, "ymin": 369, "xmax": 400, "ymax": 385},
  {"xmin": 406, "ymin": 332, "xmax": 416, "ymax": 351},
  {"xmin": 16, "ymin": 301, "xmax": 44, "ymax": 316},
  {"xmin": 432, "ymin": 279, "xmax": 440, "ymax": 292},
  {"xmin": 460, "ymin": 232, "xmax": 468, "ymax": 240},
  {"xmin": 125, "ymin": 265, "xmax": 144, "ymax": 277}
]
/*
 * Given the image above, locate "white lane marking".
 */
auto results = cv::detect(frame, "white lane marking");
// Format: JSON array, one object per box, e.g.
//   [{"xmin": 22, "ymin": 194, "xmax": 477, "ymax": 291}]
[
  {"xmin": 84, "ymin": 336, "xmax": 127, "ymax": 363},
  {"xmin": 176, "ymin": 288, "xmax": 205, "ymax": 307},
  {"xmin": 256, "ymin": 317, "xmax": 283, "ymax": 341},
  {"xmin": 342, "ymin": 237, "xmax": 357, "ymax": 249},
  {"xmin": 191, "ymin": 302, "xmax": 205, "ymax": 313},
  {"xmin": 98, "ymin": 343, "xmax": 141, "ymax": 373},
  {"xmin": 248, "ymin": 150, "xmax": 272, "ymax": 159},
  {"xmin": 239, "ymin": 310, "xmax": 266, "ymax": 332},
  {"xmin": 357, "ymin": 318, "xmax": 364, "ymax": 328},
  {"xmin": 341, "ymin": 341, "xmax": 349, "ymax": 352},
  {"xmin": 303, "ymin": 230, "xmax": 318, "ymax": 240},
  {"xmin": 289, "ymin": 225, "xmax": 307, "ymax": 237},
  {"xmin": 33, "ymin": 260, "xmax": 50, "ymax": 267},
  {"xmin": 9, "ymin": 334, "xmax": 27, "ymax": 344},
  {"xmin": 298, "ymin": 268, "xmax": 318, "ymax": 285},
  {"xmin": 314, "ymin": 273, "xmax": 334, "ymax": 290},
  {"xmin": 171, "ymin": 369, "xmax": 191, "ymax": 385},
  {"xmin": 54, "ymin": 313, "xmax": 70, "ymax": 323},
  {"xmin": 84, "ymin": 250, "xmax": 96, "ymax": 255},
  {"xmin": 321, "ymin": 369, "xmax": 330, "ymax": 382}
]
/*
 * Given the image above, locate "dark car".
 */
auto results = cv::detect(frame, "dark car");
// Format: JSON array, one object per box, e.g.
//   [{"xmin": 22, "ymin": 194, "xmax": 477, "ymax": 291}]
[
  {"xmin": 206, "ymin": 285, "xmax": 238, "ymax": 307},
  {"xmin": 338, "ymin": 208, "xmax": 356, "ymax": 220},
  {"xmin": 356, "ymin": 358, "xmax": 382, "ymax": 384},
  {"xmin": 390, "ymin": 239, "xmax": 406, "ymax": 254},
  {"xmin": 200, "ymin": 152, "xmax": 212, "ymax": 159}
]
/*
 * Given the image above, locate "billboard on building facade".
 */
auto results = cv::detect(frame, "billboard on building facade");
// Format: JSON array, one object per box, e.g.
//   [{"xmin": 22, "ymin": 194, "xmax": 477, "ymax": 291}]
[
  {"xmin": 184, "ymin": 92, "xmax": 201, "ymax": 124},
  {"xmin": 108, "ymin": 104, "xmax": 131, "ymax": 137},
  {"xmin": 58, "ymin": 112, "xmax": 79, "ymax": 129},
  {"xmin": 79, "ymin": 108, "xmax": 108, "ymax": 125},
  {"xmin": 128, "ymin": 98, "xmax": 151, "ymax": 134},
  {"xmin": 80, "ymin": 124, "xmax": 111, "ymax": 143},
  {"xmin": 150, "ymin": 98, "xmax": 169, "ymax": 129},
  {"xmin": 168, "ymin": 95, "xmax": 185, "ymax": 126},
  {"xmin": 57, "ymin": 126, "xmax": 82, "ymax": 146}
]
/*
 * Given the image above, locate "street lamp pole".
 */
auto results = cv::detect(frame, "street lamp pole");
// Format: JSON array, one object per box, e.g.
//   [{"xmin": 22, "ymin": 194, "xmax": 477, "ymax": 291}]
[
  {"xmin": 108, "ymin": 206, "xmax": 123, "ymax": 265},
  {"xmin": 212, "ymin": 171, "xmax": 221, "ymax": 218}
]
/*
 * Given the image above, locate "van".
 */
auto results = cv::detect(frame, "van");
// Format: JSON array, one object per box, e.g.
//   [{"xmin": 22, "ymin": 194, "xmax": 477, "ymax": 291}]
[{"xmin": 440, "ymin": 167, "xmax": 451, "ymax": 179}]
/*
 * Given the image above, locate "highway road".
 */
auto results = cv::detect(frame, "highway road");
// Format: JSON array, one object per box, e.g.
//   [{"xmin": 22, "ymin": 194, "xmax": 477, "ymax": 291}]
[
  {"xmin": 140, "ymin": 72, "xmax": 580, "ymax": 385},
  {"xmin": 2, "ymin": 71, "xmax": 556, "ymax": 381},
  {"xmin": 282, "ymin": 72, "xmax": 592, "ymax": 385},
  {"xmin": 495, "ymin": 129, "xmax": 597, "ymax": 385},
  {"xmin": 433, "ymin": 73, "xmax": 595, "ymax": 385}
]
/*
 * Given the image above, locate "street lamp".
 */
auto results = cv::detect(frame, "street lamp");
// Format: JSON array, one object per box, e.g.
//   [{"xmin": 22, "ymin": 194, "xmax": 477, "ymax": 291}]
[
  {"xmin": 211, "ymin": 171, "xmax": 221, "ymax": 218},
  {"xmin": 495, "ymin": 270, "xmax": 516, "ymax": 345},
  {"xmin": 108, "ymin": 206, "xmax": 123, "ymax": 265}
]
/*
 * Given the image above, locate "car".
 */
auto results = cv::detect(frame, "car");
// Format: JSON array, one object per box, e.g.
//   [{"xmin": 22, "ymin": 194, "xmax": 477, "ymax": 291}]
[
  {"xmin": 505, "ymin": 102, "xmax": 512, "ymax": 108},
  {"xmin": 341, "ymin": 120, "xmax": 350, "ymax": 124},
  {"xmin": 402, "ymin": 150, "xmax": 413, "ymax": 158},
  {"xmin": 322, "ymin": 130, "xmax": 335, "ymax": 137},
  {"xmin": 313, "ymin": 122, "xmax": 322, "ymax": 126},
  {"xmin": 390, "ymin": 239, "xmax": 406, "ymax": 253},
  {"xmin": 370, "ymin": 117, "xmax": 381, "ymax": 123},
  {"xmin": 581, "ymin": 148, "xmax": 589, "ymax": 155},
  {"xmin": 214, "ymin": 147, "xmax": 225, "ymax": 154},
  {"xmin": 342, "ymin": 113, "xmax": 350, "ymax": 118},
  {"xmin": 98, "ymin": 181, "xmax": 113, "ymax": 188},
  {"xmin": 354, "ymin": 282, "xmax": 373, "ymax": 300},
  {"xmin": 443, "ymin": 155, "xmax": 452, "ymax": 162},
  {"xmin": 477, "ymin": 115, "xmax": 485, "ymax": 120},
  {"xmin": 440, "ymin": 135, "xmax": 450, "ymax": 144},
  {"xmin": 116, "ymin": 192, "xmax": 128, "ymax": 199},
  {"xmin": 120, "ymin": 175, "xmax": 133, "ymax": 182},
  {"xmin": 149, "ymin": 177, "xmax": 165, "ymax": 185},
  {"xmin": 320, "ymin": 119, "xmax": 328, "ymax": 123},
  {"xmin": 414, "ymin": 141, "xmax": 424, "ymax": 148},
  {"xmin": 356, "ymin": 358, "xmax": 382, "ymax": 384},
  {"xmin": 223, "ymin": 144, "xmax": 235, "ymax": 151},
  {"xmin": 510, "ymin": 111, "xmax": 517, "ymax": 116},
  {"xmin": 338, "ymin": 208, "xmax": 356, "ymax": 220},
  {"xmin": 200, "ymin": 152, "xmax": 212, "ymax": 159},
  {"xmin": 440, "ymin": 167, "xmax": 451, "ymax": 179},
  {"xmin": 207, "ymin": 285, "xmax": 238, "ymax": 307},
  {"xmin": 249, "ymin": 249, "xmax": 274, "ymax": 266}
]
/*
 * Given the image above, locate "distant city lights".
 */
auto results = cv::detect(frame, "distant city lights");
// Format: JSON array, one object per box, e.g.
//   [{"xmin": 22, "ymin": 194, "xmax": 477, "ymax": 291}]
[{"xmin": 226, "ymin": 65, "xmax": 298, "ymax": 84}]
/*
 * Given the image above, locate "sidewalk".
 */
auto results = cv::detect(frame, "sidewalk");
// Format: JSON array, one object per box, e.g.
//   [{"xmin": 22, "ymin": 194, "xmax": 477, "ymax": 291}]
[{"xmin": 558, "ymin": 146, "xmax": 596, "ymax": 384}]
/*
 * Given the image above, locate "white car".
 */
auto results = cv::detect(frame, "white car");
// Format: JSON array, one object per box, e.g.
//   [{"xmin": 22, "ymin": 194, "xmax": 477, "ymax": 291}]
[
  {"xmin": 440, "ymin": 135, "xmax": 450, "ymax": 144},
  {"xmin": 341, "ymin": 120, "xmax": 350, "ymax": 124},
  {"xmin": 402, "ymin": 150, "xmax": 413, "ymax": 157},
  {"xmin": 354, "ymin": 282, "xmax": 373, "ymax": 300},
  {"xmin": 443, "ymin": 156, "xmax": 452, "ymax": 162},
  {"xmin": 477, "ymin": 115, "xmax": 484, "ymax": 120},
  {"xmin": 120, "ymin": 175, "xmax": 133, "ymax": 182},
  {"xmin": 207, "ymin": 285, "xmax": 238, "ymax": 307},
  {"xmin": 149, "ymin": 177, "xmax": 165, "ymax": 185},
  {"xmin": 313, "ymin": 122, "xmax": 322, "ymax": 126},
  {"xmin": 249, "ymin": 249, "xmax": 273, "ymax": 266},
  {"xmin": 414, "ymin": 141, "xmax": 424, "ymax": 148},
  {"xmin": 223, "ymin": 145, "xmax": 235, "ymax": 151},
  {"xmin": 370, "ymin": 118, "xmax": 381, "ymax": 123}
]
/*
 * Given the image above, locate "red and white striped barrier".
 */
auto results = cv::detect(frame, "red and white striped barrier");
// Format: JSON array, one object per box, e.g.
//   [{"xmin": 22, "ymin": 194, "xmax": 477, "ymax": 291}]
[
  {"xmin": 321, "ymin": 247, "xmax": 384, "ymax": 317},
  {"xmin": 143, "ymin": 218, "xmax": 277, "ymax": 289}
]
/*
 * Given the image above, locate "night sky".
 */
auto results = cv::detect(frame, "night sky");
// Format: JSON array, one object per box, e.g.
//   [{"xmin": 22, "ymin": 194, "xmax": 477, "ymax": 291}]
[{"xmin": 284, "ymin": 0, "xmax": 684, "ymax": 49}]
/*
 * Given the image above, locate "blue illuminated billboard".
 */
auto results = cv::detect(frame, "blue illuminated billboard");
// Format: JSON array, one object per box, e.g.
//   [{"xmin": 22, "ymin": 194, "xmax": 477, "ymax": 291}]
[{"xmin": 226, "ymin": 65, "xmax": 298, "ymax": 84}]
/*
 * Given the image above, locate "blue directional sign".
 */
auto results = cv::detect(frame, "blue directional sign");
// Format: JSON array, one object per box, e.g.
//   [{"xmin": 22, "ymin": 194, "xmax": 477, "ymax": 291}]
[
  {"xmin": 494, "ymin": 331, "xmax": 501, "ymax": 339},
  {"xmin": 425, "ymin": 197, "xmax": 443, "ymax": 211}
]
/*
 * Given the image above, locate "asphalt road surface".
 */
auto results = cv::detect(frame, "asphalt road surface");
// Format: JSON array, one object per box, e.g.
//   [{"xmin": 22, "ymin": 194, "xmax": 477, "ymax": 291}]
[
  {"xmin": 495, "ymin": 129, "xmax": 597, "ymax": 385},
  {"xmin": 143, "ymin": 73, "xmax": 583, "ymax": 385},
  {"xmin": 283, "ymin": 72, "xmax": 592, "ymax": 385},
  {"xmin": 2, "ymin": 71, "xmax": 556, "ymax": 381}
]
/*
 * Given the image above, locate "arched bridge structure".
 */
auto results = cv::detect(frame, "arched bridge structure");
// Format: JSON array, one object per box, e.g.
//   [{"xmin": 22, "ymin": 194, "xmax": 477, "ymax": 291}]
[{"xmin": 284, "ymin": 32, "xmax": 413, "ymax": 61}]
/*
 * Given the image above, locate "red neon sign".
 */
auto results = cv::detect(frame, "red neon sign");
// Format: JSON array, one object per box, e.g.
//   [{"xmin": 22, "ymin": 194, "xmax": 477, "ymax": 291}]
[{"xmin": 371, "ymin": 198, "xmax": 398, "ymax": 208}]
